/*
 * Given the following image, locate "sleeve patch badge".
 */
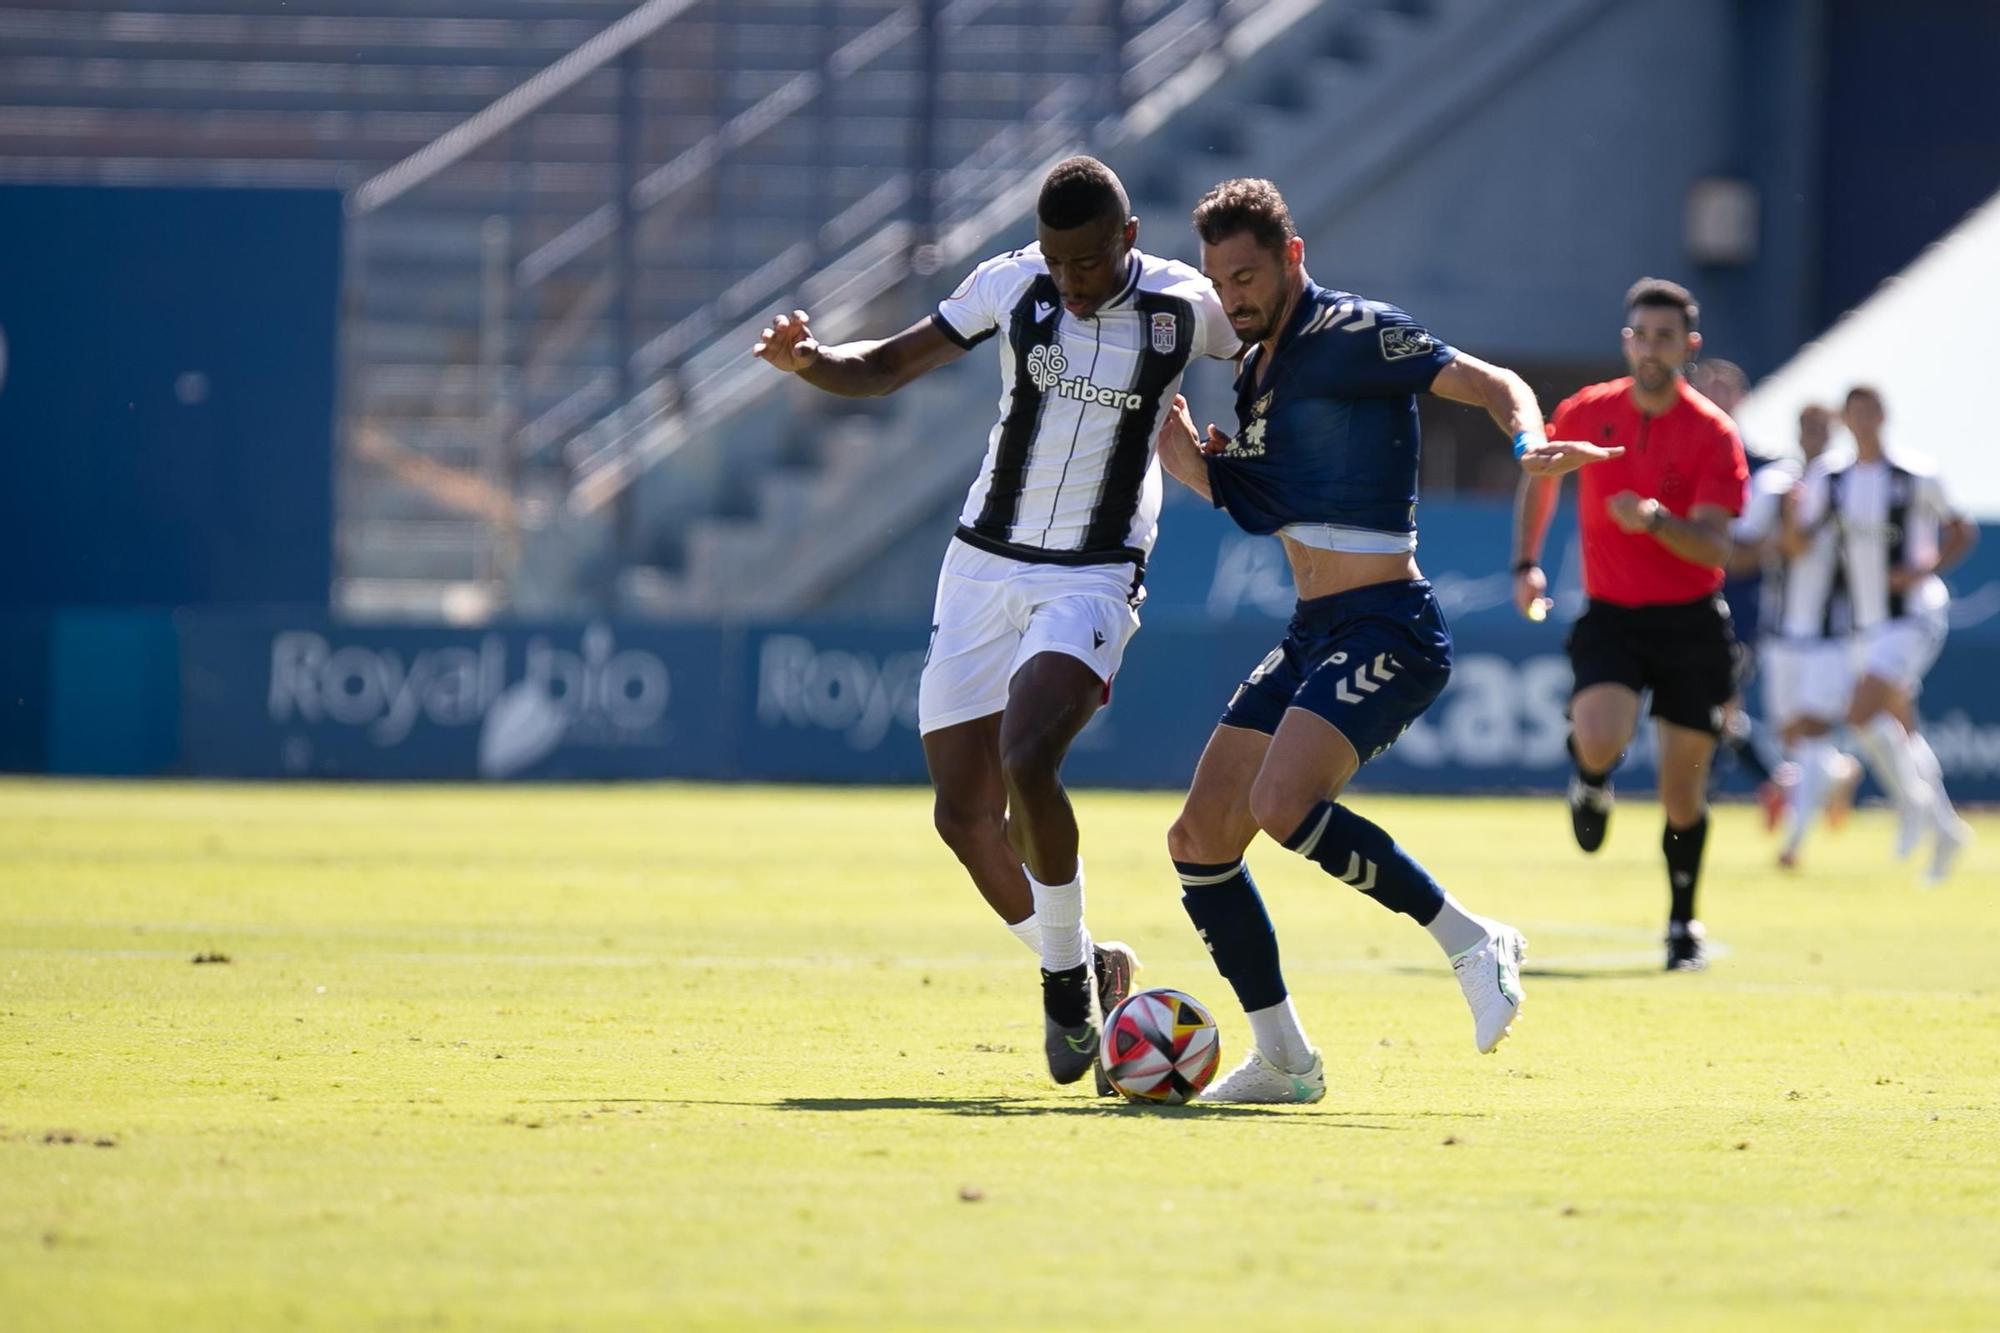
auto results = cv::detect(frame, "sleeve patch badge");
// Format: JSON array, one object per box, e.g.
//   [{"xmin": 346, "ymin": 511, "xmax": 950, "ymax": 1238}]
[{"xmin": 1379, "ymin": 326, "xmax": 1437, "ymax": 361}]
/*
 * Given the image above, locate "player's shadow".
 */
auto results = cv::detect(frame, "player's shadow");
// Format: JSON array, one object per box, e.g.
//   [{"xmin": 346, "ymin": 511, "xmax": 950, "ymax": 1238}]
[
  {"xmin": 1385, "ymin": 963, "xmax": 1663, "ymax": 983},
  {"xmin": 774, "ymin": 1095, "xmax": 1298, "ymax": 1119},
  {"xmin": 1519, "ymin": 965, "xmax": 1666, "ymax": 980}
]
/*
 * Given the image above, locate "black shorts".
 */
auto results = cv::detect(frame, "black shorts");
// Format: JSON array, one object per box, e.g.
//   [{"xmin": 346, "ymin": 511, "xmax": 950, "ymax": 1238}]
[{"xmin": 1566, "ymin": 596, "xmax": 1738, "ymax": 736}]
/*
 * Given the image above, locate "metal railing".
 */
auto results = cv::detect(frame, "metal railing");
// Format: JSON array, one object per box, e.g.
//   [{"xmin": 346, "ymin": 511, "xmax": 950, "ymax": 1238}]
[{"xmin": 342, "ymin": 0, "xmax": 1280, "ymax": 604}]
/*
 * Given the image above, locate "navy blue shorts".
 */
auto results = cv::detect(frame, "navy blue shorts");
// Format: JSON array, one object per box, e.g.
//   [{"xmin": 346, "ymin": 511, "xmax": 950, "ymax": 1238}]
[{"xmin": 1219, "ymin": 579, "xmax": 1453, "ymax": 763}]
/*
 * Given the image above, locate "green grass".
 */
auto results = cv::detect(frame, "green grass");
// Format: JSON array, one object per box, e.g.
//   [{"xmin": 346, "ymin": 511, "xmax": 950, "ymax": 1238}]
[{"xmin": 2, "ymin": 779, "xmax": 1997, "ymax": 1330}]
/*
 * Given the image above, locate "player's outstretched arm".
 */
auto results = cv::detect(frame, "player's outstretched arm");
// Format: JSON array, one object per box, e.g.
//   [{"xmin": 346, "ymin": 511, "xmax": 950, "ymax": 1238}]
[
  {"xmin": 1155, "ymin": 394, "xmax": 1220, "ymax": 502},
  {"xmin": 751, "ymin": 308, "xmax": 966, "ymax": 398},
  {"xmin": 1431, "ymin": 354, "xmax": 1623, "ymax": 476}
]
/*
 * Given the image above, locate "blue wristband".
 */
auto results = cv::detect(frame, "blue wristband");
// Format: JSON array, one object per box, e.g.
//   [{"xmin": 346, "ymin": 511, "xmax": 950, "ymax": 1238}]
[{"xmin": 1512, "ymin": 430, "xmax": 1543, "ymax": 460}]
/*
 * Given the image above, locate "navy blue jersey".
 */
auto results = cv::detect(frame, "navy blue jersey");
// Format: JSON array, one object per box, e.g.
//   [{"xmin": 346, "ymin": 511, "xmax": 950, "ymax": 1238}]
[{"xmin": 1207, "ymin": 282, "xmax": 1457, "ymax": 537}]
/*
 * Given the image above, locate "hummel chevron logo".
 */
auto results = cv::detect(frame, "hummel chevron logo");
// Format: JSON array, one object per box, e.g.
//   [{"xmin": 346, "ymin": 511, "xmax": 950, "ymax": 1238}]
[
  {"xmin": 1338, "ymin": 852, "xmax": 1378, "ymax": 893},
  {"xmin": 1301, "ymin": 300, "xmax": 1377, "ymax": 336},
  {"xmin": 1035, "ymin": 300, "xmax": 1056, "ymax": 323},
  {"xmin": 1332, "ymin": 653, "xmax": 1399, "ymax": 705}
]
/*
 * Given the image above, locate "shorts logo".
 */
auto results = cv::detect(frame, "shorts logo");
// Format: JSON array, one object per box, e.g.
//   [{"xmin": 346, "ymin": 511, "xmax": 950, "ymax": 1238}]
[
  {"xmin": 1379, "ymin": 327, "xmax": 1436, "ymax": 361},
  {"xmin": 1332, "ymin": 653, "xmax": 1399, "ymax": 706},
  {"xmin": 1151, "ymin": 312, "xmax": 1178, "ymax": 354}
]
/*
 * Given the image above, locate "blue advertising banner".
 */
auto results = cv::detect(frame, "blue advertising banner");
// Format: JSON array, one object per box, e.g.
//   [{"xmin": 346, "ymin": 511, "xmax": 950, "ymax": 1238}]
[
  {"xmin": 22, "ymin": 499, "xmax": 2000, "ymax": 799},
  {"xmin": 178, "ymin": 613, "xmax": 734, "ymax": 780}
]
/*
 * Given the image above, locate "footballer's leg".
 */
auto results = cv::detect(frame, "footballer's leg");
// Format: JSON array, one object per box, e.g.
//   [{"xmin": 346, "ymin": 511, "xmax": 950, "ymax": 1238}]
[
  {"xmin": 1568, "ymin": 683, "xmax": 1640, "ymax": 853},
  {"xmin": 1250, "ymin": 705, "xmax": 1525, "ymax": 1055},
  {"xmin": 1848, "ymin": 672, "xmax": 1933, "ymax": 860},
  {"xmin": 1001, "ymin": 649, "xmax": 1117, "ymax": 1085},
  {"xmin": 923, "ymin": 716, "xmax": 1035, "ymax": 930},
  {"xmin": 1169, "ymin": 722, "xmax": 1324, "ymax": 1104},
  {"xmin": 1656, "ymin": 719, "xmax": 1718, "ymax": 970},
  {"xmin": 919, "ymin": 539, "xmax": 1044, "ymax": 952},
  {"xmin": 1252, "ymin": 595, "xmax": 1525, "ymax": 1056}
]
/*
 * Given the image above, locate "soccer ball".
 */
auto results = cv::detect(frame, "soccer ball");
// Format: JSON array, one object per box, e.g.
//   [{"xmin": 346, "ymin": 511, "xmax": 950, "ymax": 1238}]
[{"xmin": 1099, "ymin": 988, "xmax": 1222, "ymax": 1104}]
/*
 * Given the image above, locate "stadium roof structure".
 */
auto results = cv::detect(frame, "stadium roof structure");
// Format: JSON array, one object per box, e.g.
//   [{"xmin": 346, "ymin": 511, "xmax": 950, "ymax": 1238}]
[{"xmin": 1735, "ymin": 185, "xmax": 2000, "ymax": 519}]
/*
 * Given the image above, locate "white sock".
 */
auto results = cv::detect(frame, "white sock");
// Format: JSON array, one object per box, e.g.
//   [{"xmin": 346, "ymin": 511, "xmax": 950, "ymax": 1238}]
[
  {"xmin": 1246, "ymin": 997, "xmax": 1315, "ymax": 1074},
  {"xmin": 1786, "ymin": 738, "xmax": 1835, "ymax": 857},
  {"xmin": 1004, "ymin": 912, "xmax": 1042, "ymax": 956},
  {"xmin": 1026, "ymin": 858, "xmax": 1086, "ymax": 972},
  {"xmin": 1908, "ymin": 733, "xmax": 1960, "ymax": 826},
  {"xmin": 1858, "ymin": 714, "xmax": 1923, "ymax": 811},
  {"xmin": 1425, "ymin": 893, "xmax": 1491, "ymax": 958}
]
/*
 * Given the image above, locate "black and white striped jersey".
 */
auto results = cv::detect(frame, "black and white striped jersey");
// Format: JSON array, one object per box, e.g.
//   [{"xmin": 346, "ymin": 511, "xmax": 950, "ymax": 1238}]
[
  {"xmin": 930, "ymin": 244, "xmax": 1239, "ymax": 566},
  {"xmin": 1801, "ymin": 449, "xmax": 1959, "ymax": 629},
  {"xmin": 1738, "ymin": 454, "xmax": 1850, "ymax": 641}
]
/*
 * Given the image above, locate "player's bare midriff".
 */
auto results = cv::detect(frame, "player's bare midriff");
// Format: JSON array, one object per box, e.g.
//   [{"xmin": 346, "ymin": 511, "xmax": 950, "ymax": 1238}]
[{"xmin": 1280, "ymin": 536, "xmax": 1421, "ymax": 601}]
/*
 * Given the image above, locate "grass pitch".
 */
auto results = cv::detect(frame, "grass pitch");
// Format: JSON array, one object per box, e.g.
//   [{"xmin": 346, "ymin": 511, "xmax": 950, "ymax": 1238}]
[{"xmin": 2, "ymin": 779, "xmax": 1998, "ymax": 1330}]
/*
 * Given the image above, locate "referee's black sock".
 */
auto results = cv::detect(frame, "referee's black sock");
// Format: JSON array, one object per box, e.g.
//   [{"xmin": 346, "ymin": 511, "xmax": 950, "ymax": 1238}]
[
  {"xmin": 1567, "ymin": 734, "xmax": 1617, "ymax": 789},
  {"xmin": 1663, "ymin": 814, "xmax": 1709, "ymax": 925}
]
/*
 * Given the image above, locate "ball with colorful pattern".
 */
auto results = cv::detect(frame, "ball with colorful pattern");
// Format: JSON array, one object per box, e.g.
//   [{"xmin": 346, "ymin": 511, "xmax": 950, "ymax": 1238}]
[{"xmin": 1099, "ymin": 988, "xmax": 1222, "ymax": 1105}]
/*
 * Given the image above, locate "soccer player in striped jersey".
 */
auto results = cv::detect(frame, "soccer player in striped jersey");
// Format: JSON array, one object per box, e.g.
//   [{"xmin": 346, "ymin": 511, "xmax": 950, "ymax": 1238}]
[
  {"xmin": 1748, "ymin": 402, "xmax": 1864, "ymax": 868},
  {"xmin": 1799, "ymin": 386, "xmax": 1978, "ymax": 884},
  {"xmin": 1154, "ymin": 179, "xmax": 1620, "ymax": 1103},
  {"xmin": 752, "ymin": 157, "xmax": 1241, "ymax": 1088}
]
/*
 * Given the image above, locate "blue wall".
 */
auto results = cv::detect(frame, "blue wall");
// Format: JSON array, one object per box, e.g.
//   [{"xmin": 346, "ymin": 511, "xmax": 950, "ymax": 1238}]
[
  {"xmin": 0, "ymin": 185, "xmax": 341, "ymax": 609},
  {"xmin": 17, "ymin": 500, "xmax": 2000, "ymax": 800}
]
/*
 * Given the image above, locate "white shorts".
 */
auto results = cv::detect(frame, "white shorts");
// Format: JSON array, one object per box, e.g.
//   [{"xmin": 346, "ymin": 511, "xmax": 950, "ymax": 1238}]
[
  {"xmin": 1763, "ymin": 638, "xmax": 1851, "ymax": 725},
  {"xmin": 1859, "ymin": 613, "xmax": 1947, "ymax": 696},
  {"xmin": 917, "ymin": 537, "xmax": 1143, "ymax": 735}
]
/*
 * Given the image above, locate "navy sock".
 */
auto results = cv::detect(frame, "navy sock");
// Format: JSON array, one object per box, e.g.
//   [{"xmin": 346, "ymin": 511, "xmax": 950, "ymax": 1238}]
[
  {"xmin": 1175, "ymin": 859, "xmax": 1288, "ymax": 1012},
  {"xmin": 1663, "ymin": 815, "xmax": 1709, "ymax": 924},
  {"xmin": 1282, "ymin": 800, "xmax": 1445, "ymax": 925}
]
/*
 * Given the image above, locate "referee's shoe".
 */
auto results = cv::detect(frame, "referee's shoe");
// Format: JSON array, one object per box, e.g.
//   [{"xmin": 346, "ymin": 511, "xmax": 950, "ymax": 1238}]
[{"xmin": 1568, "ymin": 774, "xmax": 1614, "ymax": 853}]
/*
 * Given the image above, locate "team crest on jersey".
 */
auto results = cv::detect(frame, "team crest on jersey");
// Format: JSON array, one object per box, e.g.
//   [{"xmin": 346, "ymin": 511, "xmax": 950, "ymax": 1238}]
[
  {"xmin": 1379, "ymin": 327, "xmax": 1436, "ymax": 361},
  {"xmin": 1151, "ymin": 312, "xmax": 1179, "ymax": 354}
]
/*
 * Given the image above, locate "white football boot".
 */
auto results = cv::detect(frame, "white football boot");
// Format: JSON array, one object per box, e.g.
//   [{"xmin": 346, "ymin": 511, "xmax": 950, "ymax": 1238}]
[
  {"xmin": 1199, "ymin": 1048, "xmax": 1326, "ymax": 1104},
  {"xmin": 1450, "ymin": 922, "xmax": 1527, "ymax": 1053},
  {"xmin": 1924, "ymin": 816, "xmax": 1974, "ymax": 888}
]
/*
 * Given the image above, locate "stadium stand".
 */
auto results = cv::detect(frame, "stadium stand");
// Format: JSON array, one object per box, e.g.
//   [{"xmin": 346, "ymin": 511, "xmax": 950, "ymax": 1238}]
[{"xmin": 5, "ymin": 0, "xmax": 1516, "ymax": 619}]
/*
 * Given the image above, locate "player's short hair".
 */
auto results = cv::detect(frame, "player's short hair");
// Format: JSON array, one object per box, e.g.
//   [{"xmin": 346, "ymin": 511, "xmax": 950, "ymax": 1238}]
[
  {"xmin": 1845, "ymin": 384, "xmax": 1885, "ymax": 409},
  {"xmin": 1037, "ymin": 156, "xmax": 1130, "ymax": 231},
  {"xmin": 1625, "ymin": 277, "xmax": 1699, "ymax": 331},
  {"xmin": 1692, "ymin": 358, "xmax": 1747, "ymax": 396},
  {"xmin": 1191, "ymin": 178, "xmax": 1297, "ymax": 256}
]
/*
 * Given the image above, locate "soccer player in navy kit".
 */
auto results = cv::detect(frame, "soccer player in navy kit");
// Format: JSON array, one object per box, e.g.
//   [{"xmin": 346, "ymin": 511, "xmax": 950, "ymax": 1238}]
[{"xmin": 1154, "ymin": 179, "xmax": 1621, "ymax": 1102}]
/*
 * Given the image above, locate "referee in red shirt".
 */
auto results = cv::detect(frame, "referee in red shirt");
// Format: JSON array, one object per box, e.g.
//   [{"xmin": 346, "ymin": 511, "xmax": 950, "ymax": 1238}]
[{"xmin": 1512, "ymin": 278, "xmax": 1749, "ymax": 971}]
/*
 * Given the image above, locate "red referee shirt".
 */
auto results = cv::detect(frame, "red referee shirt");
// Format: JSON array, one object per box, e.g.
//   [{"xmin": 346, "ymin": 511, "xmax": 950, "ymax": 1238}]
[{"xmin": 1548, "ymin": 377, "xmax": 1748, "ymax": 608}]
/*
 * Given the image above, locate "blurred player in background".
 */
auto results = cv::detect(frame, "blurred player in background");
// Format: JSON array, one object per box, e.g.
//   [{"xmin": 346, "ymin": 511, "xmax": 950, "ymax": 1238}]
[
  {"xmin": 1749, "ymin": 402, "xmax": 1863, "ymax": 868},
  {"xmin": 1513, "ymin": 279, "xmax": 1748, "ymax": 971},
  {"xmin": 1154, "ymin": 179, "xmax": 1620, "ymax": 1103},
  {"xmin": 1691, "ymin": 357, "xmax": 1794, "ymax": 826},
  {"xmin": 753, "ymin": 157, "xmax": 1240, "ymax": 1087},
  {"xmin": 1802, "ymin": 386, "xmax": 1977, "ymax": 884}
]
